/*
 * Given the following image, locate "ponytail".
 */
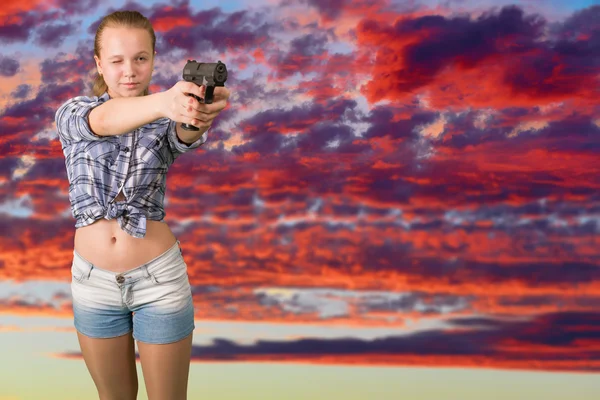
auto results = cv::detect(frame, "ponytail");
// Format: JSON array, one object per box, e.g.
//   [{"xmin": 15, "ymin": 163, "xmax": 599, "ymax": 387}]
[{"xmin": 91, "ymin": 73, "xmax": 108, "ymax": 97}]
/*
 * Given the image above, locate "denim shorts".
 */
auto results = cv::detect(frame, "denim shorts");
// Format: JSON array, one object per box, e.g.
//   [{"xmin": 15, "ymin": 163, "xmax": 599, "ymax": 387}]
[{"xmin": 70, "ymin": 239, "xmax": 195, "ymax": 344}]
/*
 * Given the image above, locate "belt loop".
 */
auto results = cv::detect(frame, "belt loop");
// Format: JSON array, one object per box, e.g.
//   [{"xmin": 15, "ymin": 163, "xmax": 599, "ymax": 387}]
[
  {"xmin": 142, "ymin": 265, "xmax": 151, "ymax": 279},
  {"xmin": 84, "ymin": 264, "xmax": 93, "ymax": 280}
]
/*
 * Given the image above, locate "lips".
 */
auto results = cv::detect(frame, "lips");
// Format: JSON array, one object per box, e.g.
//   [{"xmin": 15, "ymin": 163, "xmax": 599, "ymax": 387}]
[{"xmin": 122, "ymin": 83, "xmax": 139, "ymax": 87}]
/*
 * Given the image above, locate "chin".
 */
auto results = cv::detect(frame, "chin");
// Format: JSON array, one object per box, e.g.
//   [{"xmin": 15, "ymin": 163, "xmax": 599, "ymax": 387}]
[
  {"xmin": 108, "ymin": 84, "xmax": 148, "ymax": 98},
  {"xmin": 122, "ymin": 89, "xmax": 145, "ymax": 97}
]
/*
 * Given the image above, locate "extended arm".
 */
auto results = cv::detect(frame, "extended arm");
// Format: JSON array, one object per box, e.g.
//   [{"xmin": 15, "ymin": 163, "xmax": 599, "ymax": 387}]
[{"xmin": 89, "ymin": 93, "xmax": 164, "ymax": 136}]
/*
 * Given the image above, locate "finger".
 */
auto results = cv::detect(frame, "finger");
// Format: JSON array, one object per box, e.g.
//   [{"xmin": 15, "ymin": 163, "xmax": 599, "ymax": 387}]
[
  {"xmin": 187, "ymin": 83, "xmax": 205, "ymax": 100},
  {"xmin": 180, "ymin": 103, "xmax": 216, "ymax": 124},
  {"xmin": 213, "ymin": 87, "xmax": 230, "ymax": 100},
  {"xmin": 182, "ymin": 93, "xmax": 214, "ymax": 113},
  {"xmin": 200, "ymin": 112, "xmax": 218, "ymax": 123},
  {"xmin": 213, "ymin": 86, "xmax": 228, "ymax": 96},
  {"xmin": 175, "ymin": 109, "xmax": 197, "ymax": 126},
  {"xmin": 177, "ymin": 84, "xmax": 203, "ymax": 107},
  {"xmin": 190, "ymin": 109, "xmax": 215, "ymax": 123},
  {"xmin": 206, "ymin": 100, "xmax": 227, "ymax": 114},
  {"xmin": 193, "ymin": 107, "xmax": 219, "ymax": 123},
  {"xmin": 182, "ymin": 93, "xmax": 203, "ymax": 107},
  {"xmin": 181, "ymin": 81, "xmax": 202, "ymax": 97},
  {"xmin": 184, "ymin": 95, "xmax": 203, "ymax": 112},
  {"xmin": 180, "ymin": 113, "xmax": 209, "ymax": 128},
  {"xmin": 195, "ymin": 98, "xmax": 227, "ymax": 114},
  {"xmin": 181, "ymin": 101, "xmax": 211, "ymax": 118}
]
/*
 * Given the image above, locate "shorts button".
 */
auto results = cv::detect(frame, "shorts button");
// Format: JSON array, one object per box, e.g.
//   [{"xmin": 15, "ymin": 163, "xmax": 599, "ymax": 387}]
[{"xmin": 116, "ymin": 275, "xmax": 125, "ymax": 283}]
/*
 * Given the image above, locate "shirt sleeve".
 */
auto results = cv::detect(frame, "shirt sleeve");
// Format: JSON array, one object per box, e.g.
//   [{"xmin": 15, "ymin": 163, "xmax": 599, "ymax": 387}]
[
  {"xmin": 55, "ymin": 95, "xmax": 106, "ymax": 144},
  {"xmin": 166, "ymin": 119, "xmax": 208, "ymax": 155}
]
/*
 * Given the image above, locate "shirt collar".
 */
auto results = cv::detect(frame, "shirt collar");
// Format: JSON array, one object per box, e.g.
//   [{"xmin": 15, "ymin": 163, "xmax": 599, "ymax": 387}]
[{"xmin": 99, "ymin": 92, "xmax": 111, "ymax": 102}]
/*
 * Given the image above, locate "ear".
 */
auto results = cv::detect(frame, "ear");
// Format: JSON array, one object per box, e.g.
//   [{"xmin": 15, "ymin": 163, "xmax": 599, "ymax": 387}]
[{"xmin": 93, "ymin": 55, "xmax": 102, "ymax": 75}]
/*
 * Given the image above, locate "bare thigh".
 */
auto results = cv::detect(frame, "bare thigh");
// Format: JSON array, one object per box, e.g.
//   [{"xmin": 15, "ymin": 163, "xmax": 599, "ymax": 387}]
[
  {"xmin": 77, "ymin": 330, "xmax": 138, "ymax": 400},
  {"xmin": 137, "ymin": 331, "xmax": 193, "ymax": 400}
]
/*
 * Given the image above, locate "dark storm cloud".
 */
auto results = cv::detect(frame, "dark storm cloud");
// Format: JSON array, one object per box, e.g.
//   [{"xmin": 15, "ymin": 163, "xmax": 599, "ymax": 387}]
[
  {"xmin": 11, "ymin": 84, "xmax": 32, "ymax": 99},
  {"xmin": 183, "ymin": 311, "xmax": 600, "ymax": 372},
  {"xmin": 39, "ymin": 53, "xmax": 93, "ymax": 83},
  {"xmin": 0, "ymin": 57, "xmax": 20, "ymax": 77},
  {"xmin": 34, "ymin": 23, "xmax": 78, "ymax": 48},
  {"xmin": 398, "ymin": 6, "xmax": 544, "ymax": 91},
  {"xmin": 235, "ymin": 98, "xmax": 360, "ymax": 155},
  {"xmin": 271, "ymin": 32, "xmax": 331, "ymax": 79},
  {"xmin": 358, "ymin": 5, "xmax": 599, "ymax": 99},
  {"xmin": 363, "ymin": 104, "xmax": 434, "ymax": 140}
]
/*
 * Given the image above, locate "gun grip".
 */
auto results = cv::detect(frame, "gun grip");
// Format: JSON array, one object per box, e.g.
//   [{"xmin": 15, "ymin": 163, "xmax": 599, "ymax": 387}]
[
  {"xmin": 181, "ymin": 123, "xmax": 199, "ymax": 131},
  {"xmin": 204, "ymin": 86, "xmax": 215, "ymax": 104}
]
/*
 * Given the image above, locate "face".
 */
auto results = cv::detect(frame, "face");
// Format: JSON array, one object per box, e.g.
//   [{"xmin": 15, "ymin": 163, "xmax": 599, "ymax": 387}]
[{"xmin": 94, "ymin": 26, "xmax": 155, "ymax": 99}]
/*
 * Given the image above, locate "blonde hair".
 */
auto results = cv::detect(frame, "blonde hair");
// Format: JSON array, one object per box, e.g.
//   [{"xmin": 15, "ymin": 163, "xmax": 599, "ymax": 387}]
[{"xmin": 92, "ymin": 10, "xmax": 156, "ymax": 97}]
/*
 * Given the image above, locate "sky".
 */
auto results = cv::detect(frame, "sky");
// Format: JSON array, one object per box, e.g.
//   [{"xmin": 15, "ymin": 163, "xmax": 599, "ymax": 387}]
[{"xmin": 0, "ymin": 0, "xmax": 599, "ymax": 399}]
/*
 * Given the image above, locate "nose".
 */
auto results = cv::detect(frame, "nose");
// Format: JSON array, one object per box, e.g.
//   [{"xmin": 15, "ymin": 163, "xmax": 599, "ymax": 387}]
[{"xmin": 123, "ymin": 61, "xmax": 136, "ymax": 77}]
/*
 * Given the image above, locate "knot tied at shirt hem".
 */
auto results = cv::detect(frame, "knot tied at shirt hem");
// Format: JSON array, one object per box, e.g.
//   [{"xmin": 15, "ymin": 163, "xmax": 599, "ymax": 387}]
[{"xmin": 104, "ymin": 202, "xmax": 148, "ymax": 238}]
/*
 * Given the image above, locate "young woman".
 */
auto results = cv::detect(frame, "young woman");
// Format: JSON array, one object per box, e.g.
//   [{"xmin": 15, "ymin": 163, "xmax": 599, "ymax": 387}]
[{"xmin": 55, "ymin": 10, "xmax": 230, "ymax": 400}]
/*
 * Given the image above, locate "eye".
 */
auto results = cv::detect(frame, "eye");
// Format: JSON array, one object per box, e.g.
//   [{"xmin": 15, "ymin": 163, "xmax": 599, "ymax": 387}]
[
  {"xmin": 138, "ymin": 57, "xmax": 147, "ymax": 61},
  {"xmin": 112, "ymin": 60, "xmax": 122, "ymax": 64}
]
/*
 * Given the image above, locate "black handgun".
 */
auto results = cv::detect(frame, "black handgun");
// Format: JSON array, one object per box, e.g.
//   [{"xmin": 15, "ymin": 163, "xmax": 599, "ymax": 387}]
[{"xmin": 181, "ymin": 60, "xmax": 228, "ymax": 131}]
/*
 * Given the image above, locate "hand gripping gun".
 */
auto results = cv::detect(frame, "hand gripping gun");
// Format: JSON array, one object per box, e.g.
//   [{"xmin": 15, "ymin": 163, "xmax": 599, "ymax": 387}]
[{"xmin": 181, "ymin": 60, "xmax": 228, "ymax": 131}]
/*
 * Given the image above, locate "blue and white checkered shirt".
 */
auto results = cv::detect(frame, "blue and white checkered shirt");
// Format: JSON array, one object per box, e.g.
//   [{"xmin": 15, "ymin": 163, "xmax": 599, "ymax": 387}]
[{"xmin": 55, "ymin": 91, "xmax": 207, "ymax": 238}]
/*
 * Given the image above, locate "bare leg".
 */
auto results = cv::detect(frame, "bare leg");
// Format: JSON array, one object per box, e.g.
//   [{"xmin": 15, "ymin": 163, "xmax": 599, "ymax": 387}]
[
  {"xmin": 137, "ymin": 332, "xmax": 193, "ymax": 400},
  {"xmin": 77, "ymin": 330, "xmax": 139, "ymax": 400}
]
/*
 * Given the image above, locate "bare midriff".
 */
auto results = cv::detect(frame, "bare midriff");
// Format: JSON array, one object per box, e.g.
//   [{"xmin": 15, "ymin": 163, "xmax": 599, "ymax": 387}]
[{"xmin": 73, "ymin": 191, "xmax": 178, "ymax": 273}]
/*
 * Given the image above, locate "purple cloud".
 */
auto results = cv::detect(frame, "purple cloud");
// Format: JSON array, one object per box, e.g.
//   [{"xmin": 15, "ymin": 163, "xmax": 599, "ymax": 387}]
[
  {"xmin": 11, "ymin": 84, "xmax": 32, "ymax": 99},
  {"xmin": 34, "ymin": 23, "xmax": 78, "ymax": 48},
  {"xmin": 0, "ymin": 10, "xmax": 62, "ymax": 44},
  {"xmin": 178, "ymin": 311, "xmax": 600, "ymax": 372},
  {"xmin": 0, "ymin": 57, "xmax": 20, "ymax": 77}
]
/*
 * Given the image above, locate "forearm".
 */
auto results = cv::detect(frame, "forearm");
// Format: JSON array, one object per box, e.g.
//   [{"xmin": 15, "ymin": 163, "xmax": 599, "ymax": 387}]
[{"xmin": 89, "ymin": 92, "xmax": 165, "ymax": 136}]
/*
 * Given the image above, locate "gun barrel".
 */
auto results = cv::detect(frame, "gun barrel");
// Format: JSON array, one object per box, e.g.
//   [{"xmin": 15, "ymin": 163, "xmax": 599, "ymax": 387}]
[{"xmin": 183, "ymin": 60, "xmax": 228, "ymax": 85}]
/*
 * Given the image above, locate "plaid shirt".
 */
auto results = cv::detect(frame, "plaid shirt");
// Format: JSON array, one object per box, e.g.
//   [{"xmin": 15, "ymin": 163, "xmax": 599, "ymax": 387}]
[{"xmin": 55, "ymin": 92, "xmax": 207, "ymax": 238}]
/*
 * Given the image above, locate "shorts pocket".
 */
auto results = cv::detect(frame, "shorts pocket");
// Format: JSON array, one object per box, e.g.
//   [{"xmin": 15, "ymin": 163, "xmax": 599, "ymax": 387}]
[
  {"xmin": 148, "ymin": 259, "xmax": 189, "ymax": 286},
  {"xmin": 71, "ymin": 261, "xmax": 90, "ymax": 283}
]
